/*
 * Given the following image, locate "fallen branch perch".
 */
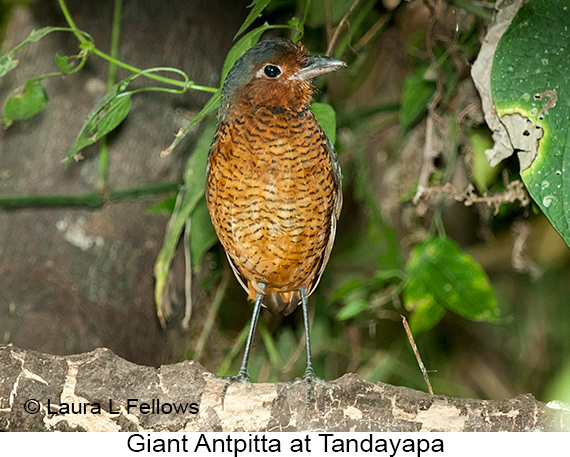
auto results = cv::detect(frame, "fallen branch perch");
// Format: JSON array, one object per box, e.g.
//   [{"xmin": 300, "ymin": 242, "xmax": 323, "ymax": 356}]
[{"xmin": 0, "ymin": 344, "xmax": 567, "ymax": 432}]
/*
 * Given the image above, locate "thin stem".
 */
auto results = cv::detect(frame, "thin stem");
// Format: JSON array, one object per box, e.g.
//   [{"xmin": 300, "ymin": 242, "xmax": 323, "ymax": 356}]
[
  {"xmin": 96, "ymin": 138, "xmax": 110, "ymax": 192},
  {"xmin": 57, "ymin": 0, "xmax": 217, "ymax": 93},
  {"xmin": 107, "ymin": 0, "xmax": 123, "ymax": 91},
  {"xmin": 57, "ymin": 0, "xmax": 89, "ymax": 43},
  {"xmin": 96, "ymin": 0, "xmax": 123, "ymax": 191},
  {"xmin": 193, "ymin": 271, "xmax": 230, "ymax": 357}
]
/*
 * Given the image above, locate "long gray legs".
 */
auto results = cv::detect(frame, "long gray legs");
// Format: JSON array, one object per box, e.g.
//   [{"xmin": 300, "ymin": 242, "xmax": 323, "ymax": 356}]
[
  {"xmin": 218, "ymin": 283, "xmax": 265, "ymax": 402},
  {"xmin": 290, "ymin": 287, "xmax": 335, "ymax": 403},
  {"xmin": 216, "ymin": 283, "xmax": 334, "ymax": 405}
]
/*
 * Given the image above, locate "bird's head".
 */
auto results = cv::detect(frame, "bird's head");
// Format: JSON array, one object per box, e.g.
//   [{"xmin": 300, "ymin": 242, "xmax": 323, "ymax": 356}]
[{"xmin": 219, "ymin": 38, "xmax": 345, "ymax": 121}]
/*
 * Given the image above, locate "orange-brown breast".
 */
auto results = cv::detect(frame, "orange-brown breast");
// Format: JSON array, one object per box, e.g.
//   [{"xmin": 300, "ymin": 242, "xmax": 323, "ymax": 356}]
[{"xmin": 206, "ymin": 105, "xmax": 340, "ymax": 313}]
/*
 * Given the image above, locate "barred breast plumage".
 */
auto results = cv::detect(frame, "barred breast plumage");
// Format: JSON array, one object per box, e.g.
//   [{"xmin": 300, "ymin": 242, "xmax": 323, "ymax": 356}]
[{"xmin": 207, "ymin": 103, "xmax": 341, "ymax": 315}]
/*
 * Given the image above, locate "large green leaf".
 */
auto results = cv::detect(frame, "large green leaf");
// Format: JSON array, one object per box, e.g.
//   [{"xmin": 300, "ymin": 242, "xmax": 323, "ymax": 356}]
[
  {"xmin": 404, "ymin": 237, "xmax": 499, "ymax": 333},
  {"xmin": 154, "ymin": 117, "xmax": 218, "ymax": 324},
  {"xmin": 491, "ymin": 0, "xmax": 570, "ymax": 246}
]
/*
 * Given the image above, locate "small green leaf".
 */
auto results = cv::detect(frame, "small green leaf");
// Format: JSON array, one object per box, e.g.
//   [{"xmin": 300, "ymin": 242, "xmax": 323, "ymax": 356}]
[
  {"xmin": 404, "ymin": 236, "xmax": 499, "ymax": 330},
  {"xmin": 311, "ymin": 102, "xmax": 337, "ymax": 145},
  {"xmin": 288, "ymin": 17, "xmax": 303, "ymax": 42},
  {"xmin": 189, "ymin": 197, "xmax": 218, "ymax": 272},
  {"xmin": 55, "ymin": 53, "xmax": 73, "ymax": 74},
  {"xmin": 399, "ymin": 69, "xmax": 435, "ymax": 132},
  {"xmin": 469, "ymin": 129, "xmax": 499, "ymax": 192},
  {"xmin": 3, "ymin": 80, "xmax": 49, "ymax": 126},
  {"xmin": 26, "ymin": 27, "xmax": 63, "ymax": 43},
  {"xmin": 234, "ymin": 0, "xmax": 272, "ymax": 39},
  {"xmin": 337, "ymin": 296, "xmax": 368, "ymax": 321}
]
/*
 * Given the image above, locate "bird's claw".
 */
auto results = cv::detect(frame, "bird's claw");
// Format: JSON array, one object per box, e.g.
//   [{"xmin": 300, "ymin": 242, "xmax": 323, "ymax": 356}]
[
  {"xmin": 210, "ymin": 370, "xmax": 252, "ymax": 405},
  {"xmin": 287, "ymin": 368, "xmax": 336, "ymax": 405}
]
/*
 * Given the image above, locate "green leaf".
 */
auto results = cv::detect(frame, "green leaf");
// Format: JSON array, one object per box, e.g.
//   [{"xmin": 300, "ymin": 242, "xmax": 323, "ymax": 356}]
[
  {"xmin": 331, "ymin": 277, "xmax": 363, "ymax": 302},
  {"xmin": 66, "ymin": 84, "xmax": 132, "ymax": 161},
  {"xmin": 469, "ymin": 129, "xmax": 499, "ymax": 193},
  {"xmin": 183, "ymin": 115, "xmax": 218, "ymax": 193},
  {"xmin": 154, "ymin": 117, "xmax": 218, "ymax": 323},
  {"xmin": 26, "ymin": 27, "xmax": 65, "ymax": 43},
  {"xmin": 407, "ymin": 299, "xmax": 446, "ymax": 335},
  {"xmin": 310, "ymin": 102, "xmax": 337, "ymax": 145},
  {"xmin": 95, "ymin": 94, "xmax": 132, "ymax": 139},
  {"xmin": 189, "ymin": 197, "xmax": 218, "ymax": 273},
  {"xmin": 337, "ymin": 295, "xmax": 368, "ymax": 321},
  {"xmin": 307, "ymin": 0, "xmax": 356, "ymax": 26},
  {"xmin": 221, "ymin": 23, "xmax": 275, "ymax": 84},
  {"xmin": 55, "ymin": 53, "xmax": 73, "ymax": 74},
  {"xmin": 404, "ymin": 236, "xmax": 499, "ymax": 331},
  {"xmin": 399, "ymin": 69, "xmax": 435, "ymax": 132},
  {"xmin": 288, "ymin": 17, "xmax": 303, "ymax": 42},
  {"xmin": 3, "ymin": 80, "xmax": 49, "ymax": 126},
  {"xmin": 491, "ymin": 0, "xmax": 570, "ymax": 246},
  {"xmin": 233, "ymin": 0, "xmax": 272, "ymax": 39}
]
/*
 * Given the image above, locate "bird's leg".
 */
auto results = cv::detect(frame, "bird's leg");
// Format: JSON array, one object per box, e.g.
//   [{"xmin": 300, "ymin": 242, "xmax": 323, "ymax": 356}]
[
  {"xmin": 288, "ymin": 287, "xmax": 336, "ymax": 404},
  {"xmin": 214, "ymin": 283, "xmax": 265, "ymax": 404}
]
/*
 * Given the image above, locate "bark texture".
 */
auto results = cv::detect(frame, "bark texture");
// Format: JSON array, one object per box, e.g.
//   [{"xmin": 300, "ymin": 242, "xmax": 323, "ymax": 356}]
[{"xmin": 1, "ymin": 344, "xmax": 568, "ymax": 432}]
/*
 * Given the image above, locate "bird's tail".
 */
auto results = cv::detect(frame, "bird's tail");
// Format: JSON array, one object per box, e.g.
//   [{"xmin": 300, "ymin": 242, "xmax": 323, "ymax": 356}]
[{"xmin": 264, "ymin": 291, "xmax": 301, "ymax": 316}]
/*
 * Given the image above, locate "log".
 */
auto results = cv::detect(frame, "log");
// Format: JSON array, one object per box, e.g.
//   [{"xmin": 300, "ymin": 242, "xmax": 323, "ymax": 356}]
[{"xmin": 1, "ymin": 344, "xmax": 567, "ymax": 432}]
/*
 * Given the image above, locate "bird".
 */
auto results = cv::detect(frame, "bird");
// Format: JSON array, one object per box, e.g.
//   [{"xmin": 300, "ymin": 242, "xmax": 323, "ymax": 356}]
[{"xmin": 205, "ymin": 37, "xmax": 345, "ymax": 399}]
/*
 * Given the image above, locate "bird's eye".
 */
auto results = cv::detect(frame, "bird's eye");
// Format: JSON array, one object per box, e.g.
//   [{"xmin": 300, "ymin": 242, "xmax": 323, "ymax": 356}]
[{"xmin": 263, "ymin": 64, "xmax": 282, "ymax": 78}]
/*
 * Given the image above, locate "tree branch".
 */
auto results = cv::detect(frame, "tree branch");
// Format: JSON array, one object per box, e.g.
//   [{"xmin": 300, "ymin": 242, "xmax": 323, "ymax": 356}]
[{"xmin": 1, "ymin": 344, "xmax": 567, "ymax": 432}]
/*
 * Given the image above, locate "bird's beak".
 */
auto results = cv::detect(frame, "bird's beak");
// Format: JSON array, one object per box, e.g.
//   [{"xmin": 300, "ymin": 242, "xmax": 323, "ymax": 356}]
[{"xmin": 295, "ymin": 55, "xmax": 346, "ymax": 81}]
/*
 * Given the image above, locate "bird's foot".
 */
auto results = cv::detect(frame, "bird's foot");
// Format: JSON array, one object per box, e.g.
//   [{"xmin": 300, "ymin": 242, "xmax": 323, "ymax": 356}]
[
  {"xmin": 209, "ymin": 370, "xmax": 252, "ymax": 406},
  {"xmin": 287, "ymin": 368, "xmax": 336, "ymax": 405}
]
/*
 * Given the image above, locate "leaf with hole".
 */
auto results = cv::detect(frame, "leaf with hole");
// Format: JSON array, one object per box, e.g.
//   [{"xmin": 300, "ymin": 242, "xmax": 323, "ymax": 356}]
[{"xmin": 491, "ymin": 0, "xmax": 570, "ymax": 246}]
